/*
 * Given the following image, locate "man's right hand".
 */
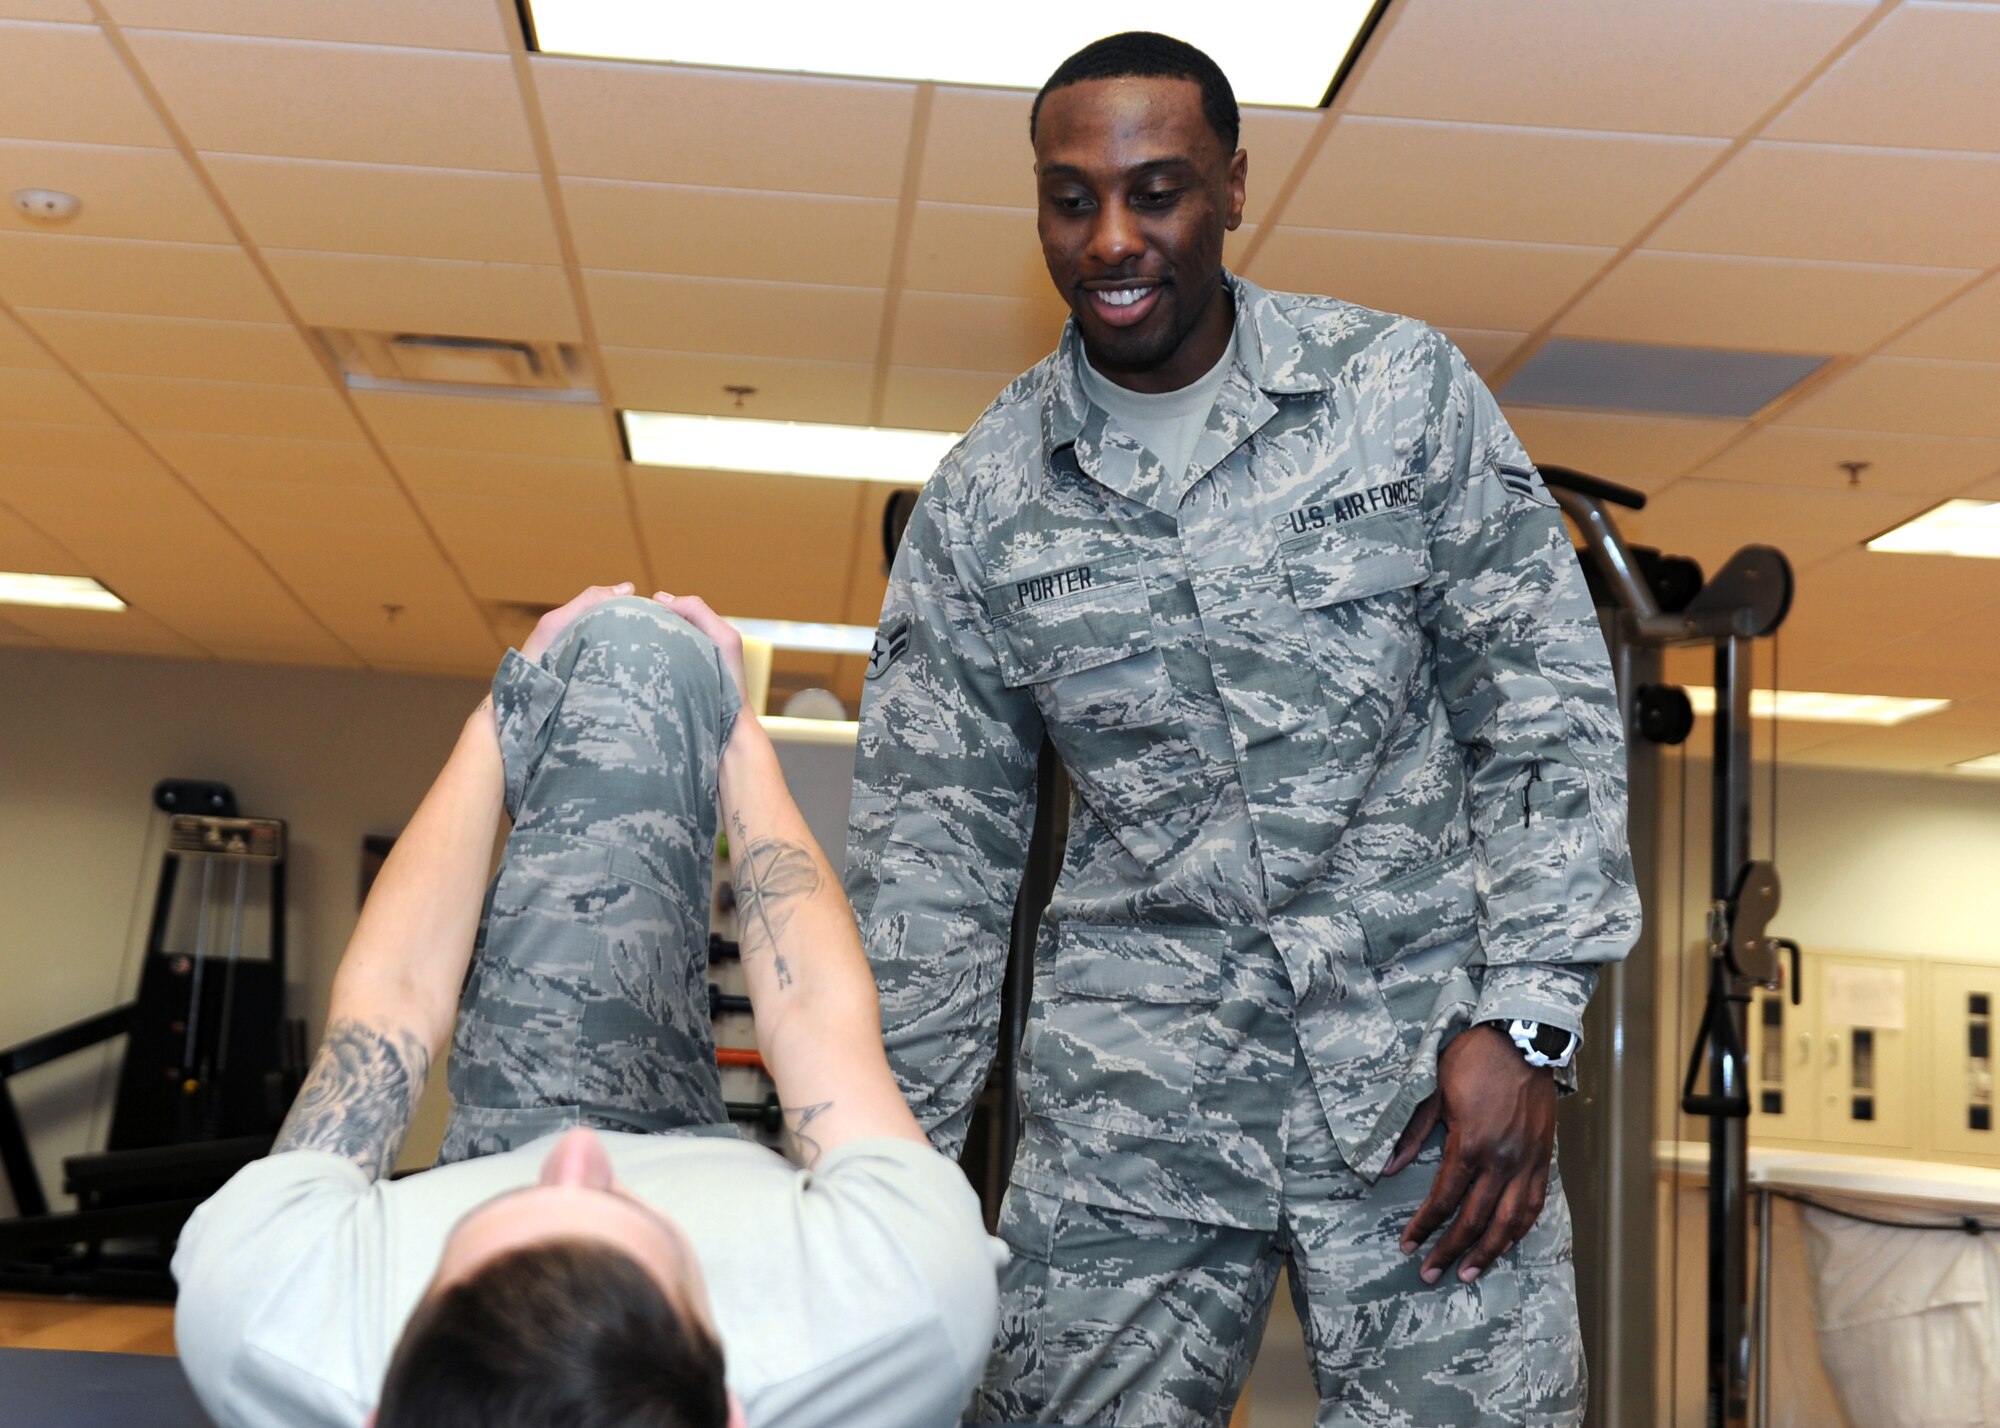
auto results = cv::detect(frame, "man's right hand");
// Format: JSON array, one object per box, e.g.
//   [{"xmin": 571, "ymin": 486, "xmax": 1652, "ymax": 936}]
[{"xmin": 652, "ymin": 593, "xmax": 753, "ymax": 731}]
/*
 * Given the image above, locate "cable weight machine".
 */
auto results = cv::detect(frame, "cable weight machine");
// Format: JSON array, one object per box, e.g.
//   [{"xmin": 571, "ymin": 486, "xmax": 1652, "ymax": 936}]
[{"xmin": 1543, "ymin": 467, "xmax": 1794, "ymax": 1428}]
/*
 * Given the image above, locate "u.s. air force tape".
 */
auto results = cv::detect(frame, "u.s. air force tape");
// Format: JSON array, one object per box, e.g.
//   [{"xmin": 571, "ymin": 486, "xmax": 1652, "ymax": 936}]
[{"xmin": 866, "ymin": 617, "xmax": 910, "ymax": 680}]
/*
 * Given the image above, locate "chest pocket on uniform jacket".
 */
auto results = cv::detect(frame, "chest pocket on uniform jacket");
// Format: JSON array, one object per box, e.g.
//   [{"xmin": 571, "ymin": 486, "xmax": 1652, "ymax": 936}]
[
  {"xmin": 989, "ymin": 572, "xmax": 1208, "ymax": 867},
  {"xmin": 1280, "ymin": 510, "xmax": 1434, "ymax": 763}
]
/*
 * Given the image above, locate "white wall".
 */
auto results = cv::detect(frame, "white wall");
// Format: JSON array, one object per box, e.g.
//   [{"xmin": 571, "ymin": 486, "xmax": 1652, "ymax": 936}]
[{"xmin": 0, "ymin": 646, "xmax": 486, "ymax": 1214}]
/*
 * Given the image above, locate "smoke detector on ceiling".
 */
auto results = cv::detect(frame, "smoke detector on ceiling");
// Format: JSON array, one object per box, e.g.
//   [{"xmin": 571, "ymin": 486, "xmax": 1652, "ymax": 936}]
[
  {"xmin": 12, "ymin": 189, "xmax": 82, "ymax": 224},
  {"xmin": 318, "ymin": 330, "xmax": 597, "ymax": 401}
]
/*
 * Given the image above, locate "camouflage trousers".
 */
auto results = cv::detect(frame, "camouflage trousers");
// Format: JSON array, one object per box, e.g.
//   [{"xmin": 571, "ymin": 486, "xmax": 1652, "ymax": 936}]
[
  {"xmin": 978, "ymin": 1036, "xmax": 1584, "ymax": 1428},
  {"xmin": 438, "ymin": 597, "xmax": 742, "ymax": 1163}
]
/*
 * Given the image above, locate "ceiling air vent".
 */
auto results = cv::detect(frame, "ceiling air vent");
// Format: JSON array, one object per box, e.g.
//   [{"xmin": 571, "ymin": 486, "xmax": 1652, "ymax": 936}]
[{"xmin": 318, "ymin": 330, "xmax": 597, "ymax": 403}]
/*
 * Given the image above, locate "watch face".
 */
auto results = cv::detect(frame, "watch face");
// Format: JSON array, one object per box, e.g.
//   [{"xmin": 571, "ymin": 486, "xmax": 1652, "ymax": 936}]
[{"xmin": 1531, "ymin": 1023, "xmax": 1573, "ymax": 1059}]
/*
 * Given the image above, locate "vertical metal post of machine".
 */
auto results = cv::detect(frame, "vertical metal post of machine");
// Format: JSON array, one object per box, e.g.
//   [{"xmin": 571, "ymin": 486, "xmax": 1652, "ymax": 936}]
[{"xmin": 1544, "ymin": 466, "xmax": 1794, "ymax": 1428}]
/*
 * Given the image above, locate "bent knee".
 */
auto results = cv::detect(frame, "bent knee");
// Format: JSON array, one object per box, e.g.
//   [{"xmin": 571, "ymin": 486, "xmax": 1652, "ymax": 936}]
[{"xmin": 564, "ymin": 596, "xmax": 719, "ymax": 676}]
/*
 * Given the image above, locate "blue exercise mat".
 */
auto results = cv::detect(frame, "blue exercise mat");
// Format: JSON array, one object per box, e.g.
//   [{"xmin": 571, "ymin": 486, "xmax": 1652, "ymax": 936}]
[{"xmin": 0, "ymin": 1347, "xmax": 214, "ymax": 1426}]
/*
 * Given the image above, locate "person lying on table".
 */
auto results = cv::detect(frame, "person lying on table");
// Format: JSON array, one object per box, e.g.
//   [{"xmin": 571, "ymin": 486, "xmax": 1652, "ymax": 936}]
[{"xmin": 173, "ymin": 584, "xmax": 1001, "ymax": 1428}]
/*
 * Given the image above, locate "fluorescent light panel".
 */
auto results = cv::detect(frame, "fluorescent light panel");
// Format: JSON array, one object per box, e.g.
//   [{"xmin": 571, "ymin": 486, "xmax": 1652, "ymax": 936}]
[
  {"xmin": 1867, "ymin": 500, "xmax": 2000, "ymax": 560},
  {"xmin": 1954, "ymin": 754, "xmax": 2000, "ymax": 777},
  {"xmin": 1683, "ymin": 686, "xmax": 1949, "ymax": 726},
  {"xmin": 0, "ymin": 571, "xmax": 124, "ymax": 611},
  {"xmin": 728, "ymin": 618, "xmax": 876, "ymax": 656},
  {"xmin": 526, "ymin": 1, "xmax": 1380, "ymax": 108},
  {"xmin": 623, "ymin": 411, "xmax": 958, "ymax": 485}
]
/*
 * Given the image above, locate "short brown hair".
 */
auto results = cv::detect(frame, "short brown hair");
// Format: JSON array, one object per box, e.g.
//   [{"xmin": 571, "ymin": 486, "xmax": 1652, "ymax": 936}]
[{"xmin": 376, "ymin": 1239, "xmax": 728, "ymax": 1428}]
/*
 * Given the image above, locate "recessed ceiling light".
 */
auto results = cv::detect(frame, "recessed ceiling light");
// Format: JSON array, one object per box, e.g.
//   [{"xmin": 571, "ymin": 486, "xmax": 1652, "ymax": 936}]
[
  {"xmin": 0, "ymin": 572, "xmax": 125, "ymax": 611},
  {"xmin": 524, "ymin": 0, "xmax": 1385, "ymax": 108},
  {"xmin": 1867, "ymin": 500, "xmax": 2000, "ymax": 560},
  {"xmin": 1954, "ymin": 754, "xmax": 2000, "ymax": 777},
  {"xmin": 623, "ymin": 411, "xmax": 958, "ymax": 485},
  {"xmin": 1683, "ymin": 686, "xmax": 1949, "ymax": 726},
  {"xmin": 728, "ymin": 618, "xmax": 876, "ymax": 656}
]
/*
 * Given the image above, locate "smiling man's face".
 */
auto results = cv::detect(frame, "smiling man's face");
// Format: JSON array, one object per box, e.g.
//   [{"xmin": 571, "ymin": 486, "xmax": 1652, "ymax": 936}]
[{"xmin": 1033, "ymin": 74, "xmax": 1247, "ymax": 395}]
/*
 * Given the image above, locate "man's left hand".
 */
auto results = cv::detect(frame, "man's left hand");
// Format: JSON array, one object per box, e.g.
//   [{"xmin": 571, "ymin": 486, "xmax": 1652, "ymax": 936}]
[{"xmin": 1384, "ymin": 1022, "xmax": 1556, "ymax": 1285}]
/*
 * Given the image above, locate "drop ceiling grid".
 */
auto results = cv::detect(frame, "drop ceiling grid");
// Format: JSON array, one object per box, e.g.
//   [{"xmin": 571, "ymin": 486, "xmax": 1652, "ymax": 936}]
[{"xmin": 66, "ymin": 0, "xmax": 525, "ymax": 668}]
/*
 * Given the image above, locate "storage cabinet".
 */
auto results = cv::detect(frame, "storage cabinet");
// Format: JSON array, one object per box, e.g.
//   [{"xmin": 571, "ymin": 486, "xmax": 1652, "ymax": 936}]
[
  {"xmin": 1923, "ymin": 960, "xmax": 2000, "ymax": 1167},
  {"xmin": 1747, "ymin": 951, "xmax": 1914, "ymax": 1154}
]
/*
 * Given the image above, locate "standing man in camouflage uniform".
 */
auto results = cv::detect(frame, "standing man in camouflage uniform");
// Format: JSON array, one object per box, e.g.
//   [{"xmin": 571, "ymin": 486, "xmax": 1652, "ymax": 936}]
[{"xmin": 846, "ymin": 31, "xmax": 1640, "ymax": 1428}]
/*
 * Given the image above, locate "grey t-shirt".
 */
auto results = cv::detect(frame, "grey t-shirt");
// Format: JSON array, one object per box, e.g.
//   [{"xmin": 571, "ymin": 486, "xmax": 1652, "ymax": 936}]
[
  {"xmin": 1077, "ymin": 326, "xmax": 1239, "ymax": 483},
  {"xmin": 173, "ymin": 1133, "xmax": 1002, "ymax": 1428}
]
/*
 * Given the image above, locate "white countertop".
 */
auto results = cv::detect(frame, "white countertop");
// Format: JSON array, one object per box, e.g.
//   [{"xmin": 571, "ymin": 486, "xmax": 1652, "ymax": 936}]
[{"xmin": 1658, "ymin": 1141, "xmax": 2000, "ymax": 1214}]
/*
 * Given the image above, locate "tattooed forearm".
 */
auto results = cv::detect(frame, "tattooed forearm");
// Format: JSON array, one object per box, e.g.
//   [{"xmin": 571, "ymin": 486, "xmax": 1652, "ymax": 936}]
[
  {"xmin": 730, "ymin": 812, "xmax": 819, "ymax": 990},
  {"xmin": 273, "ymin": 1017, "xmax": 431, "ymax": 1181},
  {"xmin": 784, "ymin": 1100, "xmax": 833, "ymax": 1168}
]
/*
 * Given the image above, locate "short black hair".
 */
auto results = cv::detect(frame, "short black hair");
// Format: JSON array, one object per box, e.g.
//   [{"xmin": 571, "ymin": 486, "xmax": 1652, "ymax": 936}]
[
  {"xmin": 1031, "ymin": 31, "xmax": 1240, "ymax": 153},
  {"xmin": 376, "ymin": 1240, "xmax": 729, "ymax": 1428}
]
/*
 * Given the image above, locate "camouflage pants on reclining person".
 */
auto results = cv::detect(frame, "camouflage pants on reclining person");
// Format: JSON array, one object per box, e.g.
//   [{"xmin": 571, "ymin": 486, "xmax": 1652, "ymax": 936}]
[
  {"xmin": 436, "ymin": 595, "xmax": 743, "ymax": 1161},
  {"xmin": 978, "ymin": 1032, "xmax": 1584, "ymax": 1428}
]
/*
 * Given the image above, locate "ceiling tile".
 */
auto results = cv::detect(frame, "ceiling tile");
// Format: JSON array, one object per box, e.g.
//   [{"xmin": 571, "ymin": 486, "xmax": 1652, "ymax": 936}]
[
  {"xmin": 1648, "ymin": 142, "xmax": 2000, "ymax": 270},
  {"xmin": 0, "ymin": 367, "xmax": 111, "ymax": 425},
  {"xmin": 0, "ymin": 232, "xmax": 284, "ymax": 321},
  {"xmin": 0, "ymin": 1, "xmax": 93, "ymax": 19},
  {"xmin": 1236, "ymin": 109, "xmax": 1325, "ymax": 227},
  {"xmin": 903, "ymin": 203, "xmax": 1045, "ymax": 300},
  {"xmin": 534, "ymin": 60, "xmax": 915, "ymax": 196},
  {"xmin": 90, "ymin": 373, "xmax": 362, "ymax": 440},
  {"xmin": 248, "ymin": 529, "xmax": 499, "ymax": 663},
  {"xmin": 126, "ymin": 33, "xmax": 537, "ymax": 170},
  {"xmin": 353, "ymin": 391, "xmax": 616, "ymax": 459},
  {"xmin": 390, "ymin": 448, "xmax": 625, "ymax": 506},
  {"xmin": 1442, "ymin": 328, "xmax": 1526, "ymax": 383},
  {"xmin": 0, "ymin": 310, "xmax": 54, "ymax": 368},
  {"xmin": 0, "ymin": 498, "xmax": 81, "ymax": 572},
  {"xmin": 101, "ymin": 0, "xmax": 508, "ymax": 51},
  {"xmin": 879, "ymin": 367, "xmax": 1014, "ymax": 432},
  {"xmin": 562, "ymin": 181, "xmax": 897, "ymax": 286},
  {"xmin": 206, "ymin": 156, "xmax": 562, "ymax": 265},
  {"xmin": 1502, "ymin": 409, "xmax": 1741, "ymax": 490},
  {"xmin": 0, "ymin": 612, "xmax": 48, "ymax": 646},
  {"xmin": 416, "ymin": 495, "xmax": 647, "ymax": 606},
  {"xmin": 1781, "ymin": 722, "xmax": 2000, "ymax": 773},
  {"xmin": 1774, "ymin": 357, "xmax": 2000, "ymax": 439},
  {"xmin": 1886, "ymin": 273, "xmax": 2000, "ymax": 363},
  {"xmin": 21, "ymin": 309, "xmax": 329, "ymax": 384},
  {"xmin": 0, "ymin": 420, "xmax": 156, "ymax": 471},
  {"xmin": 1688, "ymin": 426, "xmax": 2000, "ymax": 496},
  {"xmin": 0, "ymin": 21, "xmax": 172, "ymax": 148},
  {"xmin": 600, "ymin": 349, "xmax": 874, "ymax": 425},
  {"xmin": 0, "ymin": 600, "xmax": 208, "ymax": 658},
  {"xmin": 890, "ymin": 290, "xmax": 1067, "ymax": 373},
  {"xmin": 1346, "ymin": 0, "xmax": 1873, "ymax": 136},
  {"xmin": 1247, "ymin": 229, "xmax": 1611, "ymax": 333},
  {"xmin": 261, "ymin": 249, "xmax": 581, "ymax": 342},
  {"xmin": 584, "ymin": 272, "xmax": 884, "ymax": 364},
  {"xmin": 1556, "ymin": 252, "xmax": 1972, "ymax": 355},
  {"xmin": 919, "ymin": 87, "xmax": 1034, "ymax": 209},
  {"xmin": 0, "ymin": 139, "xmax": 232, "ymax": 244},
  {"xmin": 632, "ymin": 466, "xmax": 864, "ymax": 622},
  {"xmin": 191, "ymin": 476, "xmax": 421, "ymax": 540},
  {"xmin": 1621, "ymin": 477, "xmax": 1935, "ymax": 572},
  {"xmin": 149, "ymin": 431, "xmax": 395, "ymax": 487},
  {"xmin": 1769, "ymin": 1, "xmax": 2000, "ymax": 153},
  {"xmin": 1285, "ymin": 117, "xmax": 1725, "ymax": 247}
]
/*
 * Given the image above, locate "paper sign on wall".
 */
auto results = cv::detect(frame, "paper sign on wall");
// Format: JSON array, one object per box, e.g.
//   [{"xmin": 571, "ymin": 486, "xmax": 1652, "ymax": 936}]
[{"xmin": 1822, "ymin": 964, "xmax": 1907, "ymax": 1031}]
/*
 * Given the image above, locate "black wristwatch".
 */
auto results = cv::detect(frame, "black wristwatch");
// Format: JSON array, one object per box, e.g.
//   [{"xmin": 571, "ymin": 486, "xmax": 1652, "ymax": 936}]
[{"xmin": 1486, "ymin": 1018, "xmax": 1579, "ymax": 1070}]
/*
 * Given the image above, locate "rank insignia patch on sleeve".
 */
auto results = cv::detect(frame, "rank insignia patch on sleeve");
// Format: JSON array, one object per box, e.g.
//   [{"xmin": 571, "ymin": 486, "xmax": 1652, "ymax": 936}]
[
  {"xmin": 866, "ymin": 617, "xmax": 911, "ymax": 680},
  {"xmin": 1497, "ymin": 461, "xmax": 1556, "ymax": 507}
]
